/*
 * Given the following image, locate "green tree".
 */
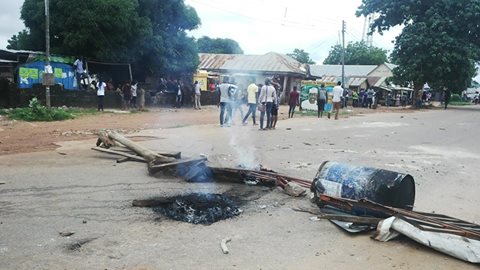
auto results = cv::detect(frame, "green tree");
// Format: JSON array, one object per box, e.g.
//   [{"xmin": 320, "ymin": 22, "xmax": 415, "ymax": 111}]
[
  {"xmin": 357, "ymin": 0, "xmax": 480, "ymax": 100},
  {"xmin": 323, "ymin": 41, "xmax": 387, "ymax": 65},
  {"xmin": 7, "ymin": 30, "xmax": 37, "ymax": 50},
  {"xmin": 197, "ymin": 36, "xmax": 244, "ymax": 54},
  {"xmin": 287, "ymin": 48, "xmax": 315, "ymax": 64},
  {"xmin": 9, "ymin": 0, "xmax": 200, "ymax": 78}
]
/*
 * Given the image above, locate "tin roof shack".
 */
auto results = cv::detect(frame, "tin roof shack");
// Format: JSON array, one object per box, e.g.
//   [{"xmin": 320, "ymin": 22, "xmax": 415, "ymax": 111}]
[
  {"xmin": 308, "ymin": 63, "xmax": 406, "ymax": 106},
  {"xmin": 0, "ymin": 49, "xmax": 127, "ymax": 108},
  {"xmin": 198, "ymin": 52, "xmax": 307, "ymax": 104}
]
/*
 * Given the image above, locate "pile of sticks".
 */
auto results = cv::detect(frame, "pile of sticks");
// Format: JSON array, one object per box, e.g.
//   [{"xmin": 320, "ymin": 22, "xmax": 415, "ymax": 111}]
[
  {"xmin": 93, "ymin": 131, "xmax": 312, "ymax": 189},
  {"xmin": 93, "ymin": 130, "xmax": 207, "ymax": 175}
]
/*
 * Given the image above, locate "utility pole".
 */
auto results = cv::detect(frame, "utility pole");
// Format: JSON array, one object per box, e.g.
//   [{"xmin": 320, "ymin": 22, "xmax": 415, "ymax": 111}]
[
  {"xmin": 341, "ymin": 20, "xmax": 346, "ymax": 88},
  {"xmin": 44, "ymin": 0, "xmax": 51, "ymax": 108}
]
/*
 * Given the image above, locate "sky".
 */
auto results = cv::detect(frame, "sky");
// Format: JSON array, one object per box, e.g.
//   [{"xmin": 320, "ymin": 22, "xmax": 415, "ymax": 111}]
[
  {"xmin": 184, "ymin": 0, "xmax": 403, "ymax": 63},
  {"xmin": 0, "ymin": 0, "xmax": 401, "ymax": 64},
  {"xmin": 0, "ymin": 1, "xmax": 24, "ymax": 49}
]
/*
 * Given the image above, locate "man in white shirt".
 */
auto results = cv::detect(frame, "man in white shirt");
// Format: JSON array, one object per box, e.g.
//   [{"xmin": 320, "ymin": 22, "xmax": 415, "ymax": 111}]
[
  {"xmin": 218, "ymin": 78, "xmax": 236, "ymax": 127},
  {"xmin": 73, "ymin": 57, "xmax": 85, "ymax": 90},
  {"xmin": 258, "ymin": 78, "xmax": 277, "ymax": 130},
  {"xmin": 332, "ymin": 81, "xmax": 344, "ymax": 120},
  {"xmin": 194, "ymin": 81, "xmax": 201, "ymax": 110}
]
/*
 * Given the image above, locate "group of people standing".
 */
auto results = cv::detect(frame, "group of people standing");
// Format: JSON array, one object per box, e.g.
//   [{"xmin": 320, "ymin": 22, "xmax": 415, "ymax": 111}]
[
  {"xmin": 119, "ymin": 81, "xmax": 140, "ymax": 110},
  {"xmin": 218, "ymin": 77, "xmax": 280, "ymax": 130}
]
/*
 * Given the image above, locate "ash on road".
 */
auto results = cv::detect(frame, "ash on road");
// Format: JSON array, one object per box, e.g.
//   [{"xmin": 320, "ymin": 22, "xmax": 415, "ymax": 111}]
[{"xmin": 0, "ymin": 105, "xmax": 479, "ymax": 270}]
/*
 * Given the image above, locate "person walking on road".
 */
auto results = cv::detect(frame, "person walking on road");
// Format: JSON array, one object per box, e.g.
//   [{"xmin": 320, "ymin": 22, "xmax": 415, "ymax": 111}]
[
  {"xmin": 258, "ymin": 78, "xmax": 276, "ymax": 130},
  {"xmin": 218, "ymin": 78, "xmax": 235, "ymax": 127},
  {"xmin": 122, "ymin": 82, "xmax": 131, "ymax": 110},
  {"xmin": 130, "ymin": 80, "xmax": 138, "ymax": 109},
  {"xmin": 194, "ymin": 81, "xmax": 202, "ymax": 110},
  {"xmin": 96, "ymin": 77, "xmax": 106, "ymax": 112},
  {"xmin": 317, "ymin": 84, "xmax": 327, "ymax": 118},
  {"xmin": 175, "ymin": 80, "xmax": 183, "ymax": 108},
  {"xmin": 366, "ymin": 88, "xmax": 375, "ymax": 109},
  {"xmin": 243, "ymin": 79, "xmax": 258, "ymax": 125},
  {"xmin": 288, "ymin": 86, "xmax": 300, "ymax": 118},
  {"xmin": 444, "ymin": 88, "xmax": 451, "ymax": 110},
  {"xmin": 332, "ymin": 81, "xmax": 343, "ymax": 120},
  {"xmin": 270, "ymin": 87, "xmax": 279, "ymax": 129}
]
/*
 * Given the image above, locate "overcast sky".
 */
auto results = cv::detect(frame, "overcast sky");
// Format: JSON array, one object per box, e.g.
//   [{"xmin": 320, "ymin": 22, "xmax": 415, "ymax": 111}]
[
  {"xmin": 0, "ymin": 0, "xmax": 400, "ymax": 63},
  {"xmin": 184, "ymin": 0, "xmax": 402, "ymax": 63},
  {"xmin": 0, "ymin": 0, "xmax": 24, "ymax": 49}
]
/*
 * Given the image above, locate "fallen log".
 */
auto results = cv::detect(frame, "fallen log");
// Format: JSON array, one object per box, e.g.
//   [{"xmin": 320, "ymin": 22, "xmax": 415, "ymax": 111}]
[
  {"xmin": 107, "ymin": 146, "xmax": 182, "ymax": 159},
  {"xmin": 96, "ymin": 131, "xmax": 115, "ymax": 148},
  {"xmin": 100, "ymin": 131, "xmax": 175, "ymax": 164},
  {"xmin": 91, "ymin": 147, "xmax": 146, "ymax": 163}
]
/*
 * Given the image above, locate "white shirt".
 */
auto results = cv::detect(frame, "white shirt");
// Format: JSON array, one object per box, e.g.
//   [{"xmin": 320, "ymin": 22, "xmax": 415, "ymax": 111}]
[
  {"xmin": 74, "ymin": 59, "xmax": 84, "ymax": 73},
  {"xmin": 97, "ymin": 82, "xmax": 106, "ymax": 96},
  {"xmin": 332, "ymin": 86, "xmax": 343, "ymax": 102},
  {"xmin": 131, "ymin": 84, "xmax": 137, "ymax": 97},
  {"xmin": 258, "ymin": 85, "xmax": 276, "ymax": 103},
  {"xmin": 219, "ymin": 83, "xmax": 235, "ymax": 103},
  {"xmin": 195, "ymin": 84, "xmax": 201, "ymax": 95}
]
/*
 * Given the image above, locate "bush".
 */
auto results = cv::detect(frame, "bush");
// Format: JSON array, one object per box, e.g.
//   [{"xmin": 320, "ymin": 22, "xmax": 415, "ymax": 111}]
[
  {"xmin": 451, "ymin": 94, "xmax": 461, "ymax": 102},
  {"xmin": 7, "ymin": 98, "xmax": 75, "ymax": 121}
]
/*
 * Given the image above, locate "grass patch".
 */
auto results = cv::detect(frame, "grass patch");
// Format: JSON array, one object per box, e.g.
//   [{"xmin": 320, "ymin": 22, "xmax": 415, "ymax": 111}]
[
  {"xmin": 3, "ymin": 98, "xmax": 98, "ymax": 122},
  {"xmin": 449, "ymin": 101, "xmax": 472, "ymax": 106}
]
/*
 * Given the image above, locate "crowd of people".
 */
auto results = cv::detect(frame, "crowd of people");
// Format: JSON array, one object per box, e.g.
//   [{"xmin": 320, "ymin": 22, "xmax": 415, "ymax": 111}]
[{"xmin": 217, "ymin": 77, "xmax": 281, "ymax": 130}]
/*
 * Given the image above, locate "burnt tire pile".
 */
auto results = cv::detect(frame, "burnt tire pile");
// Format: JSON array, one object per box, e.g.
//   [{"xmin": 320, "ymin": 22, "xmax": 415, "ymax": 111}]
[{"xmin": 153, "ymin": 193, "xmax": 241, "ymax": 225}]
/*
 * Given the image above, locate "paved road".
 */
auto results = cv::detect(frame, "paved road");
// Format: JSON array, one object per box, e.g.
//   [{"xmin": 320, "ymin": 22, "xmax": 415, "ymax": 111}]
[{"xmin": 0, "ymin": 106, "xmax": 479, "ymax": 269}]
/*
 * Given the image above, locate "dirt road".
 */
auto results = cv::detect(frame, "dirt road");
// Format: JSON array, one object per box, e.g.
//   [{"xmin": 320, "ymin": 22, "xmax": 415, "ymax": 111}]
[{"xmin": 0, "ymin": 105, "xmax": 478, "ymax": 269}]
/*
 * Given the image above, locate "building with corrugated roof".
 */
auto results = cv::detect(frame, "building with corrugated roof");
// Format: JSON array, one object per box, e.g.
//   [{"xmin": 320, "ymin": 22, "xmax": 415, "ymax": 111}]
[
  {"xmin": 198, "ymin": 52, "xmax": 308, "ymax": 102},
  {"xmin": 308, "ymin": 63, "xmax": 397, "ymax": 91}
]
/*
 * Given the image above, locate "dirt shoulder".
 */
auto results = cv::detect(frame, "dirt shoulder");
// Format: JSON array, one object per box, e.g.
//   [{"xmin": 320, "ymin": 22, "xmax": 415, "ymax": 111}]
[{"xmin": 0, "ymin": 105, "xmax": 414, "ymax": 156}]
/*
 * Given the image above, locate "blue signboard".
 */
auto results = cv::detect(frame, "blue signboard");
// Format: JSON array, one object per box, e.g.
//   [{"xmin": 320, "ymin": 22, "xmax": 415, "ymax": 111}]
[{"xmin": 18, "ymin": 61, "xmax": 77, "ymax": 90}]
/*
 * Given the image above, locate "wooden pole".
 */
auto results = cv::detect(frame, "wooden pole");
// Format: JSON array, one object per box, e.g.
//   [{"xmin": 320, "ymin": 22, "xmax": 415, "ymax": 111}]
[{"xmin": 103, "ymin": 131, "xmax": 175, "ymax": 164}]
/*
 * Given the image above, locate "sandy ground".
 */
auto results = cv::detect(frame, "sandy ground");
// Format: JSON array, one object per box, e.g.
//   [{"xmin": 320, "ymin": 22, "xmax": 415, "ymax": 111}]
[{"xmin": 0, "ymin": 105, "xmax": 479, "ymax": 269}]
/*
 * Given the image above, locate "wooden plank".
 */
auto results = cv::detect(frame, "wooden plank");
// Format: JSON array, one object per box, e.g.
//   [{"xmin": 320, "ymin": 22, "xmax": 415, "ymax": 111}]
[{"xmin": 91, "ymin": 147, "xmax": 146, "ymax": 162}]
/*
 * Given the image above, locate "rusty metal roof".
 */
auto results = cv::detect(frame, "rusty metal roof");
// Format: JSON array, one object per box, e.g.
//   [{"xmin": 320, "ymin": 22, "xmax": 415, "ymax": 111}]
[
  {"xmin": 198, "ymin": 52, "xmax": 307, "ymax": 76},
  {"xmin": 309, "ymin": 64, "xmax": 377, "ymax": 77}
]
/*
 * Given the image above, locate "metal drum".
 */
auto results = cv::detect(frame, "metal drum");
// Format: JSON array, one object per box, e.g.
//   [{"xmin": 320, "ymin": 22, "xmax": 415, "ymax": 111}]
[{"xmin": 311, "ymin": 161, "xmax": 415, "ymax": 210}]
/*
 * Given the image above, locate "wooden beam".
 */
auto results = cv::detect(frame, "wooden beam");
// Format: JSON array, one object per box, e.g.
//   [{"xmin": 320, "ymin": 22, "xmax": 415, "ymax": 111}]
[{"xmin": 91, "ymin": 147, "xmax": 146, "ymax": 162}]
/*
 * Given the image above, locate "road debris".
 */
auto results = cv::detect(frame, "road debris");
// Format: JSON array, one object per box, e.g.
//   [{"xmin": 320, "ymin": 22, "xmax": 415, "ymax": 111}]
[
  {"xmin": 221, "ymin": 238, "xmax": 231, "ymax": 254},
  {"xmin": 318, "ymin": 194, "xmax": 480, "ymax": 263},
  {"xmin": 93, "ymin": 133, "xmax": 479, "ymax": 263},
  {"xmin": 59, "ymin": 231, "xmax": 75, "ymax": 237}
]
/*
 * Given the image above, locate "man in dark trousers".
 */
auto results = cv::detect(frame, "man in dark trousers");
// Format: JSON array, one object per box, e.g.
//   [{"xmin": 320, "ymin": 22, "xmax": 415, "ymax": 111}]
[{"xmin": 444, "ymin": 88, "xmax": 451, "ymax": 109}]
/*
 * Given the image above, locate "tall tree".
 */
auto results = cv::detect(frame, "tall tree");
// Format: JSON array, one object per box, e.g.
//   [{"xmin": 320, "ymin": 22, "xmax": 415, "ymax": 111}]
[
  {"xmin": 357, "ymin": 0, "xmax": 480, "ymax": 98},
  {"xmin": 8, "ymin": 0, "xmax": 200, "ymax": 77},
  {"xmin": 287, "ymin": 49, "xmax": 315, "ymax": 64},
  {"xmin": 323, "ymin": 41, "xmax": 387, "ymax": 65},
  {"xmin": 197, "ymin": 36, "xmax": 243, "ymax": 54}
]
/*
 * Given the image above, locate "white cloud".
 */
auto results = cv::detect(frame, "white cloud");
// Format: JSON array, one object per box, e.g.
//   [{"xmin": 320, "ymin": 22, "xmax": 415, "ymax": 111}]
[
  {"xmin": 186, "ymin": 0, "xmax": 402, "ymax": 63},
  {"xmin": 0, "ymin": 0, "xmax": 24, "ymax": 49},
  {"xmin": 0, "ymin": 0, "xmax": 403, "ymax": 65}
]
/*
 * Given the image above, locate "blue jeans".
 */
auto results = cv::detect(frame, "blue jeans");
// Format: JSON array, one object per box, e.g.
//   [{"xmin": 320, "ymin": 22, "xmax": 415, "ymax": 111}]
[
  {"xmin": 243, "ymin": 103, "xmax": 257, "ymax": 124},
  {"xmin": 260, "ymin": 102, "xmax": 273, "ymax": 129},
  {"xmin": 219, "ymin": 102, "xmax": 232, "ymax": 126}
]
